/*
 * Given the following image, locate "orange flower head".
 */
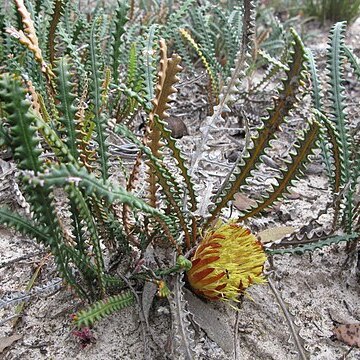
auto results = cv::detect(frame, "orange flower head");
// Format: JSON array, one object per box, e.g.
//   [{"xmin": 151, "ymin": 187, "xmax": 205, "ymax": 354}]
[{"xmin": 187, "ymin": 221, "xmax": 266, "ymax": 301}]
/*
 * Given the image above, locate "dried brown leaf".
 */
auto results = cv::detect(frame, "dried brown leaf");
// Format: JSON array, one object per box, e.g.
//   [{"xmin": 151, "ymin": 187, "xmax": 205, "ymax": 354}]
[
  {"xmin": 233, "ymin": 192, "xmax": 257, "ymax": 211},
  {"xmin": 286, "ymin": 191, "xmax": 301, "ymax": 200},
  {"xmin": 333, "ymin": 323, "xmax": 360, "ymax": 348},
  {"xmin": 185, "ymin": 289, "xmax": 234, "ymax": 355},
  {"xmin": 257, "ymin": 226, "xmax": 297, "ymax": 244},
  {"xmin": 0, "ymin": 334, "xmax": 22, "ymax": 353}
]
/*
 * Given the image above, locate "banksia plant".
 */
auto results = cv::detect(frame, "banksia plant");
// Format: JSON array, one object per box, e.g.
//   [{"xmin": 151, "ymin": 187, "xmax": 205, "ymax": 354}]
[
  {"xmin": 1, "ymin": 0, "xmax": 359, "ymax": 358},
  {"xmin": 187, "ymin": 221, "xmax": 267, "ymax": 302}
]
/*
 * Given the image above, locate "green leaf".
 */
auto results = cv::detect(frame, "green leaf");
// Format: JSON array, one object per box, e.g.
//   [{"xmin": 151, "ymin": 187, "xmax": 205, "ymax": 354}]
[
  {"xmin": 74, "ymin": 291, "xmax": 135, "ymax": 327},
  {"xmin": 23, "ymin": 163, "xmax": 168, "ymax": 221},
  {"xmin": 54, "ymin": 56, "xmax": 79, "ymax": 159}
]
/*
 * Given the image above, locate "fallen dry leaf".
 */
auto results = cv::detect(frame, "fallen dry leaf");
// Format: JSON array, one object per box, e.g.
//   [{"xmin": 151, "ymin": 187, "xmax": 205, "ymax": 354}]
[
  {"xmin": 0, "ymin": 334, "xmax": 22, "ymax": 353},
  {"xmin": 257, "ymin": 226, "xmax": 296, "ymax": 244},
  {"xmin": 333, "ymin": 323, "xmax": 360, "ymax": 348},
  {"xmin": 185, "ymin": 289, "xmax": 233, "ymax": 354},
  {"xmin": 233, "ymin": 193, "xmax": 257, "ymax": 211},
  {"xmin": 286, "ymin": 191, "xmax": 301, "ymax": 200}
]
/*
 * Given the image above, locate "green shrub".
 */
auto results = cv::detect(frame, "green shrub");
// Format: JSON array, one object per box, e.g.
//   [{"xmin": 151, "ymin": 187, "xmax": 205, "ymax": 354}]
[{"xmin": 304, "ymin": 0, "xmax": 360, "ymax": 23}]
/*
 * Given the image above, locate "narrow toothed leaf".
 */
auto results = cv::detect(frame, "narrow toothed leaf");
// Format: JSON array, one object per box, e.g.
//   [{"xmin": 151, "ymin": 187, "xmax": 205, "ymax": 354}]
[{"xmin": 206, "ymin": 29, "xmax": 309, "ymax": 228}]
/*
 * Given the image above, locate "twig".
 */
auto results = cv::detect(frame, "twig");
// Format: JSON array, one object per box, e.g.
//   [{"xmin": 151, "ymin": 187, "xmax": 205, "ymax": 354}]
[
  {"xmin": 267, "ymin": 276, "xmax": 308, "ymax": 360},
  {"xmin": 13, "ymin": 253, "xmax": 51, "ymax": 328},
  {"xmin": 0, "ymin": 314, "xmax": 21, "ymax": 326},
  {"xmin": 0, "ymin": 251, "xmax": 46, "ymax": 268},
  {"xmin": 233, "ymin": 296, "xmax": 244, "ymax": 360},
  {"xmin": 117, "ymin": 272, "xmax": 151, "ymax": 360}
]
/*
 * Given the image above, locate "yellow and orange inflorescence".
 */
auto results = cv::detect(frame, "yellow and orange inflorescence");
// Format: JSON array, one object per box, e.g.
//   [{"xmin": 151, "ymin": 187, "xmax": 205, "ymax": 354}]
[{"xmin": 187, "ymin": 221, "xmax": 267, "ymax": 301}]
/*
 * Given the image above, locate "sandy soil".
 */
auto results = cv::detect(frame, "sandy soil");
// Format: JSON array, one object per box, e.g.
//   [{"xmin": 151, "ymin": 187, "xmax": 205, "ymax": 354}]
[{"xmin": 1, "ymin": 176, "xmax": 359, "ymax": 360}]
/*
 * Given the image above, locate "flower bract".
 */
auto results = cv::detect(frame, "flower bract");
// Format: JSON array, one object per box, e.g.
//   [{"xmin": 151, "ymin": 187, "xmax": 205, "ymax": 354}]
[{"xmin": 187, "ymin": 221, "xmax": 267, "ymax": 301}]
